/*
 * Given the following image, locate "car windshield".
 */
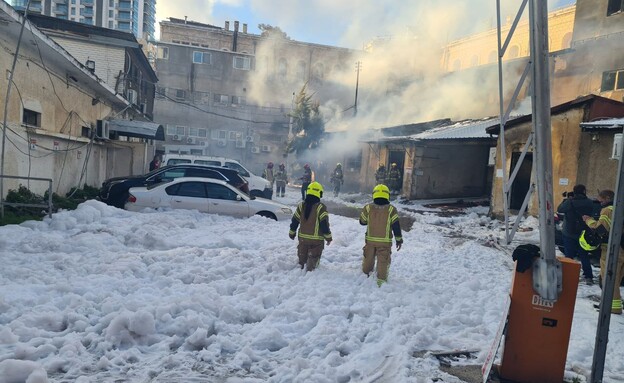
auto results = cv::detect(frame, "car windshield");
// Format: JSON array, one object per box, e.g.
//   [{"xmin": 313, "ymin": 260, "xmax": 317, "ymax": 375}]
[{"xmin": 167, "ymin": 159, "xmax": 192, "ymax": 165}]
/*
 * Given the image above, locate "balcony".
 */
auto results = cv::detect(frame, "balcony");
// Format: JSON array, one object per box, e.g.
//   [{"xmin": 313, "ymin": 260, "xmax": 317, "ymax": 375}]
[
  {"xmin": 54, "ymin": 5, "xmax": 68, "ymax": 14},
  {"xmin": 118, "ymin": 0, "xmax": 131, "ymax": 9},
  {"xmin": 81, "ymin": 0, "xmax": 93, "ymax": 4},
  {"xmin": 116, "ymin": 11, "xmax": 131, "ymax": 20}
]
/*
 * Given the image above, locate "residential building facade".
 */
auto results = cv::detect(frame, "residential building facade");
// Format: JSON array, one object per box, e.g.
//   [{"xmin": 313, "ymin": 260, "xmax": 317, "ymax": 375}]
[
  {"xmin": 153, "ymin": 18, "xmax": 356, "ymax": 173},
  {"xmin": 10, "ymin": 0, "xmax": 155, "ymax": 40}
]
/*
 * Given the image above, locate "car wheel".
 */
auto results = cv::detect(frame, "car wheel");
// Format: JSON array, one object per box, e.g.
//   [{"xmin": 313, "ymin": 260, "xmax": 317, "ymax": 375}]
[{"xmin": 257, "ymin": 211, "xmax": 277, "ymax": 221}]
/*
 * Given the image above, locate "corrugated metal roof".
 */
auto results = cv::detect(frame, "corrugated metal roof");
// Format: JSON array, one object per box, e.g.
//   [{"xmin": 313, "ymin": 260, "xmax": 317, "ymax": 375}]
[
  {"xmin": 411, "ymin": 118, "xmax": 498, "ymax": 140},
  {"xmin": 580, "ymin": 118, "xmax": 624, "ymax": 129}
]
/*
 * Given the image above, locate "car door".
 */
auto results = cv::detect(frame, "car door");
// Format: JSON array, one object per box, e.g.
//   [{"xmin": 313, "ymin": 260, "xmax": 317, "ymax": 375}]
[
  {"xmin": 165, "ymin": 181, "xmax": 209, "ymax": 212},
  {"xmin": 205, "ymin": 182, "xmax": 250, "ymax": 218}
]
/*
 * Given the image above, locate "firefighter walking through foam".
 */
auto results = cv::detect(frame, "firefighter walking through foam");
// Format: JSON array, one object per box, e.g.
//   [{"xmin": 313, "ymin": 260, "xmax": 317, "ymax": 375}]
[
  {"xmin": 359, "ymin": 184, "xmax": 403, "ymax": 286},
  {"xmin": 289, "ymin": 182, "xmax": 332, "ymax": 271},
  {"xmin": 582, "ymin": 189, "xmax": 624, "ymax": 315}
]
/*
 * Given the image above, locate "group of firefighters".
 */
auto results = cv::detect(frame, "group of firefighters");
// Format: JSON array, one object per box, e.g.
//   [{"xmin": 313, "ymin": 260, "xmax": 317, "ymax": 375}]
[
  {"xmin": 262, "ymin": 161, "xmax": 403, "ymax": 199},
  {"xmin": 288, "ymin": 182, "xmax": 403, "ymax": 286}
]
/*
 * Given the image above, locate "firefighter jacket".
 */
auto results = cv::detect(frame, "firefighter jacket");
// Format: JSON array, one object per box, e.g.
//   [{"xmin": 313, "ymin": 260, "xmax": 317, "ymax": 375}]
[
  {"xmin": 359, "ymin": 201, "xmax": 403, "ymax": 247},
  {"xmin": 388, "ymin": 168, "xmax": 400, "ymax": 182},
  {"xmin": 585, "ymin": 202, "xmax": 614, "ymax": 237},
  {"xmin": 275, "ymin": 169, "xmax": 288, "ymax": 183},
  {"xmin": 262, "ymin": 168, "xmax": 274, "ymax": 183},
  {"xmin": 331, "ymin": 168, "xmax": 344, "ymax": 184},
  {"xmin": 290, "ymin": 201, "xmax": 332, "ymax": 242},
  {"xmin": 375, "ymin": 169, "xmax": 386, "ymax": 184}
]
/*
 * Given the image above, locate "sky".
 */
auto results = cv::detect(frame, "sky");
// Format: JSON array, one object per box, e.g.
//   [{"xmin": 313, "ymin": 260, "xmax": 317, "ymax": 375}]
[
  {"xmin": 1, "ymin": 189, "xmax": 624, "ymax": 382},
  {"xmin": 155, "ymin": 0, "xmax": 578, "ymax": 48}
]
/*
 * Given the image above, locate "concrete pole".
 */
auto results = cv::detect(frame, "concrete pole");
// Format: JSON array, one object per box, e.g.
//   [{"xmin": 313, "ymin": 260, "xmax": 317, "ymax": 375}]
[{"xmin": 529, "ymin": 0, "xmax": 559, "ymax": 301}]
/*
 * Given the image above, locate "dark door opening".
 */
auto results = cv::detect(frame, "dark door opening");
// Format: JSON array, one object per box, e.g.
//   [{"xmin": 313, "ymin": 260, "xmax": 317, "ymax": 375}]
[
  {"xmin": 509, "ymin": 152, "xmax": 533, "ymax": 210},
  {"xmin": 387, "ymin": 150, "xmax": 406, "ymax": 192}
]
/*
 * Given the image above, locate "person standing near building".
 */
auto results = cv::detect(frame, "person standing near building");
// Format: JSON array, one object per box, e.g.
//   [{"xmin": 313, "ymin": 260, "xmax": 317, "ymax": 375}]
[
  {"xmin": 149, "ymin": 154, "xmax": 162, "ymax": 171},
  {"xmin": 359, "ymin": 184, "xmax": 403, "ymax": 287},
  {"xmin": 262, "ymin": 162, "xmax": 275, "ymax": 190},
  {"xmin": 556, "ymin": 184, "xmax": 595, "ymax": 284},
  {"xmin": 275, "ymin": 163, "xmax": 288, "ymax": 197},
  {"xmin": 289, "ymin": 182, "xmax": 332, "ymax": 271},
  {"xmin": 388, "ymin": 163, "xmax": 401, "ymax": 195},
  {"xmin": 582, "ymin": 189, "xmax": 624, "ymax": 314},
  {"xmin": 375, "ymin": 164, "xmax": 387, "ymax": 185},
  {"xmin": 330, "ymin": 163, "xmax": 344, "ymax": 197},
  {"xmin": 299, "ymin": 164, "xmax": 312, "ymax": 200}
]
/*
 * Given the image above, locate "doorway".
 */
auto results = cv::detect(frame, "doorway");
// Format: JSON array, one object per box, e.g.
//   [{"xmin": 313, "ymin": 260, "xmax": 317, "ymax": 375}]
[{"xmin": 509, "ymin": 152, "xmax": 533, "ymax": 210}]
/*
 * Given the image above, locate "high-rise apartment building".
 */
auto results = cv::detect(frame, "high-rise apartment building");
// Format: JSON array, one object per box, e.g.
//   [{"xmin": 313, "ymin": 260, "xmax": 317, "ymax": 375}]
[{"xmin": 10, "ymin": 0, "xmax": 155, "ymax": 40}]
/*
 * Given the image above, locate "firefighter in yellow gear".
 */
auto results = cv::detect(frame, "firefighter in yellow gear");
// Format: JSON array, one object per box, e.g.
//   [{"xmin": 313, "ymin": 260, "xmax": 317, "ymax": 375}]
[
  {"xmin": 582, "ymin": 189, "xmax": 624, "ymax": 315},
  {"xmin": 289, "ymin": 182, "xmax": 332, "ymax": 271},
  {"xmin": 359, "ymin": 184, "xmax": 403, "ymax": 286}
]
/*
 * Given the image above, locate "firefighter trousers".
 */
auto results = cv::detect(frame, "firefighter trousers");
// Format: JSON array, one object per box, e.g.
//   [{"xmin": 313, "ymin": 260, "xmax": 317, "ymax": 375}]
[
  {"xmin": 362, "ymin": 244, "xmax": 392, "ymax": 284},
  {"xmin": 298, "ymin": 240, "xmax": 324, "ymax": 271},
  {"xmin": 599, "ymin": 246, "xmax": 624, "ymax": 314}
]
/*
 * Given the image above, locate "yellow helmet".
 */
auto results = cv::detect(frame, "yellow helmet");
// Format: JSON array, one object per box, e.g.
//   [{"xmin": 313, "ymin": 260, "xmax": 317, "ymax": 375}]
[
  {"xmin": 391, "ymin": 163, "xmax": 397, "ymax": 167},
  {"xmin": 579, "ymin": 230, "xmax": 600, "ymax": 251},
  {"xmin": 307, "ymin": 182, "xmax": 324, "ymax": 198},
  {"xmin": 372, "ymin": 184, "xmax": 390, "ymax": 200}
]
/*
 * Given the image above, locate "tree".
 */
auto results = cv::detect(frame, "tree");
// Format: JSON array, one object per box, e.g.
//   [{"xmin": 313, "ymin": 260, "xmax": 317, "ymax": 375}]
[
  {"xmin": 258, "ymin": 24, "xmax": 290, "ymax": 39},
  {"xmin": 286, "ymin": 84, "xmax": 325, "ymax": 158}
]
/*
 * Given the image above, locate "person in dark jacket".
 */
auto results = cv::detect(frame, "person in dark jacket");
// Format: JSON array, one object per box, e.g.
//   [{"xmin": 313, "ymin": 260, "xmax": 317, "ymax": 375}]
[
  {"xmin": 299, "ymin": 164, "xmax": 312, "ymax": 201},
  {"xmin": 149, "ymin": 154, "xmax": 162, "ymax": 171},
  {"xmin": 289, "ymin": 182, "xmax": 332, "ymax": 271},
  {"xmin": 556, "ymin": 184, "xmax": 596, "ymax": 283}
]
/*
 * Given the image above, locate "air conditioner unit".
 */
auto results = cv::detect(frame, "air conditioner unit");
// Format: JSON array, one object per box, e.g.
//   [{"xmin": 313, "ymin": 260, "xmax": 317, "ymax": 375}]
[
  {"xmin": 245, "ymin": 135, "xmax": 254, "ymax": 143},
  {"xmin": 96, "ymin": 120, "xmax": 110, "ymax": 139},
  {"xmin": 251, "ymin": 146, "xmax": 260, "ymax": 154},
  {"xmin": 126, "ymin": 89, "xmax": 138, "ymax": 104},
  {"xmin": 200, "ymin": 141, "xmax": 207, "ymax": 146},
  {"xmin": 187, "ymin": 137, "xmax": 196, "ymax": 144},
  {"xmin": 217, "ymin": 139, "xmax": 227, "ymax": 147},
  {"xmin": 172, "ymin": 134, "xmax": 182, "ymax": 141},
  {"xmin": 235, "ymin": 140, "xmax": 246, "ymax": 148},
  {"xmin": 261, "ymin": 145, "xmax": 271, "ymax": 152}
]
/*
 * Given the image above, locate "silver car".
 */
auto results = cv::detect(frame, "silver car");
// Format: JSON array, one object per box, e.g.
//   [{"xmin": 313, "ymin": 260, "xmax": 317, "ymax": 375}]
[{"xmin": 125, "ymin": 177, "xmax": 292, "ymax": 220}]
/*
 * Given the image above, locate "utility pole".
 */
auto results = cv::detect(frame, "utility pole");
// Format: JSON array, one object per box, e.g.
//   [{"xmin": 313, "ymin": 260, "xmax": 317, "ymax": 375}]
[{"xmin": 354, "ymin": 61, "xmax": 362, "ymax": 117}]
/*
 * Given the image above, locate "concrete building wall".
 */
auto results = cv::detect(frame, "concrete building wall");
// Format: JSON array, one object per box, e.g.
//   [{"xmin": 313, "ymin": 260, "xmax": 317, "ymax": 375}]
[
  {"xmin": 577, "ymin": 130, "xmax": 620, "ymax": 193},
  {"xmin": 572, "ymin": 0, "xmax": 624, "ymax": 42},
  {"xmin": 52, "ymin": 36, "xmax": 125, "ymax": 88},
  {"xmin": 410, "ymin": 142, "xmax": 492, "ymax": 199},
  {"xmin": 490, "ymin": 109, "xmax": 585, "ymax": 217},
  {"xmin": 442, "ymin": 5, "xmax": 575, "ymax": 71}
]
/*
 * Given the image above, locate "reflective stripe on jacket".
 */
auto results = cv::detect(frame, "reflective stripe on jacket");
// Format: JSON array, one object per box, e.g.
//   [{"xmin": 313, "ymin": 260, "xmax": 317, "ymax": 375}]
[
  {"xmin": 359, "ymin": 203, "xmax": 402, "ymax": 246},
  {"xmin": 290, "ymin": 202, "xmax": 332, "ymax": 241}
]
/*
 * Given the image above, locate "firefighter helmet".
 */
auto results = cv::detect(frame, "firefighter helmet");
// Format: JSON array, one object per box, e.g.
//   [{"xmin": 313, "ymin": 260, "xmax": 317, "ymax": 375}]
[
  {"xmin": 304, "ymin": 163, "xmax": 310, "ymax": 169},
  {"xmin": 268, "ymin": 162, "xmax": 274, "ymax": 168},
  {"xmin": 307, "ymin": 182, "xmax": 324, "ymax": 198},
  {"xmin": 372, "ymin": 184, "xmax": 390, "ymax": 200},
  {"xmin": 391, "ymin": 163, "xmax": 397, "ymax": 167},
  {"xmin": 579, "ymin": 230, "xmax": 600, "ymax": 251},
  {"xmin": 336, "ymin": 163, "xmax": 342, "ymax": 167}
]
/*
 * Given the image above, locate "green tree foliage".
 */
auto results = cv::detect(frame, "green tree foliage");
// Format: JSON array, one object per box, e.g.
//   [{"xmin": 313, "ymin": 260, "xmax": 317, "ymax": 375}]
[
  {"xmin": 258, "ymin": 24, "xmax": 290, "ymax": 39},
  {"xmin": 286, "ymin": 84, "xmax": 325, "ymax": 158}
]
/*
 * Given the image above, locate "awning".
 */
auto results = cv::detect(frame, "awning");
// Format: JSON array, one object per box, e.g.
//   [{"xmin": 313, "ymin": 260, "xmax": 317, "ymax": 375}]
[
  {"xmin": 580, "ymin": 118, "xmax": 624, "ymax": 130},
  {"xmin": 108, "ymin": 119, "xmax": 165, "ymax": 140}
]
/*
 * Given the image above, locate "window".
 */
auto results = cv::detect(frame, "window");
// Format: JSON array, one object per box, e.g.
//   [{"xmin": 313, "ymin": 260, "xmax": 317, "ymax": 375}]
[
  {"xmin": 71, "ymin": 8, "xmax": 75, "ymax": 15},
  {"xmin": 198, "ymin": 128, "xmax": 207, "ymax": 138},
  {"xmin": 194, "ymin": 91, "xmax": 210, "ymax": 104},
  {"xmin": 175, "ymin": 126, "xmax": 186, "ymax": 135},
  {"xmin": 206, "ymin": 183, "xmax": 239, "ymax": 201},
  {"xmin": 278, "ymin": 58, "xmax": 288, "ymax": 77},
  {"xmin": 158, "ymin": 47, "xmax": 169, "ymax": 59},
  {"xmin": 22, "ymin": 108, "xmax": 41, "ymax": 127},
  {"xmin": 228, "ymin": 131, "xmax": 241, "ymax": 141},
  {"xmin": 175, "ymin": 89, "xmax": 186, "ymax": 100},
  {"xmin": 224, "ymin": 161, "xmax": 249, "ymax": 177},
  {"xmin": 214, "ymin": 94, "xmax": 229, "ymax": 104},
  {"xmin": 166, "ymin": 124, "xmax": 176, "ymax": 135},
  {"xmin": 607, "ymin": 0, "xmax": 624, "ymax": 16},
  {"xmin": 212, "ymin": 129, "xmax": 227, "ymax": 140},
  {"xmin": 189, "ymin": 127, "xmax": 198, "ymax": 137},
  {"xmin": 108, "ymin": 10, "xmax": 113, "ymax": 17},
  {"xmin": 108, "ymin": 20, "xmax": 113, "ymax": 28},
  {"xmin": 108, "ymin": 0, "xmax": 113, "ymax": 6},
  {"xmin": 601, "ymin": 69, "xmax": 624, "ymax": 92},
  {"xmin": 231, "ymin": 96, "xmax": 245, "ymax": 105},
  {"xmin": 193, "ymin": 51, "xmax": 211, "ymax": 64},
  {"xmin": 233, "ymin": 56, "xmax": 250, "ymax": 70},
  {"xmin": 166, "ymin": 182, "xmax": 207, "ymax": 198}
]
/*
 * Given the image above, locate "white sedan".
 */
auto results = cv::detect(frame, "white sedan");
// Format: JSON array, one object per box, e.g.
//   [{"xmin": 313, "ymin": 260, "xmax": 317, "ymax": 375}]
[{"xmin": 125, "ymin": 177, "xmax": 293, "ymax": 221}]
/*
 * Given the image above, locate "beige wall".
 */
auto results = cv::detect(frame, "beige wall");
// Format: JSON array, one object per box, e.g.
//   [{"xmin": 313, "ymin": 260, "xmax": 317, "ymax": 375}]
[
  {"xmin": 577, "ymin": 130, "xmax": 620, "ymax": 194},
  {"xmin": 0, "ymin": 35, "xmax": 150, "ymax": 197},
  {"xmin": 442, "ymin": 5, "xmax": 575, "ymax": 72},
  {"xmin": 490, "ymin": 108, "xmax": 585, "ymax": 217}
]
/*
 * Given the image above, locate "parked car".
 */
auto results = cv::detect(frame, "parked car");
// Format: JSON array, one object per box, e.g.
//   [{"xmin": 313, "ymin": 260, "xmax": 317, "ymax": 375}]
[
  {"xmin": 161, "ymin": 154, "xmax": 272, "ymax": 199},
  {"xmin": 99, "ymin": 164, "xmax": 248, "ymax": 208},
  {"xmin": 125, "ymin": 177, "xmax": 292, "ymax": 221}
]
